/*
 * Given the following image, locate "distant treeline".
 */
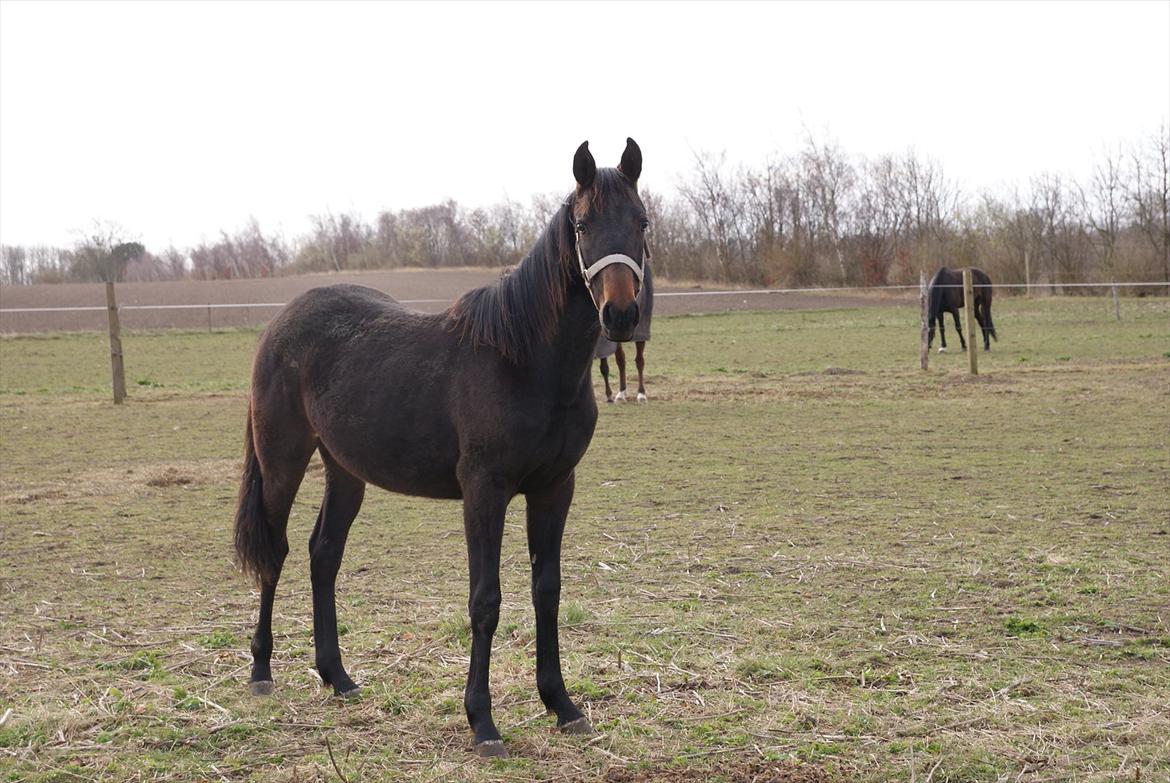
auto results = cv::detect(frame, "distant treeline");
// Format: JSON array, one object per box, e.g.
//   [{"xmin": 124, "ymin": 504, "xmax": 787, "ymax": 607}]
[{"xmin": 3, "ymin": 129, "xmax": 1167, "ymax": 290}]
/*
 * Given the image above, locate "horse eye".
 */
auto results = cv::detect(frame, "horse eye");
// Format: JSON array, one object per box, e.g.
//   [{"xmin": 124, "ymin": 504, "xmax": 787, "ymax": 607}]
[
  {"xmin": 575, "ymin": 221, "xmax": 586, "ymax": 233},
  {"xmin": 640, "ymin": 219, "xmax": 650, "ymax": 231}
]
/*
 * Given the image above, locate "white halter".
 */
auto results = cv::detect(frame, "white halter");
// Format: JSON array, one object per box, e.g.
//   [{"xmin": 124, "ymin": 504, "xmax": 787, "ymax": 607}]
[{"xmin": 574, "ymin": 228, "xmax": 649, "ymax": 310}]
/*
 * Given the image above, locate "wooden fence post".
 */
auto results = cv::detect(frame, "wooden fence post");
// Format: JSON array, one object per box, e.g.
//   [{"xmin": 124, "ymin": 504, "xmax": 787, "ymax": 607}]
[
  {"xmin": 106, "ymin": 281, "xmax": 127, "ymax": 404},
  {"xmin": 1024, "ymin": 250, "xmax": 1032, "ymax": 298},
  {"xmin": 919, "ymin": 269, "xmax": 929, "ymax": 371},
  {"xmin": 963, "ymin": 268, "xmax": 978, "ymax": 376}
]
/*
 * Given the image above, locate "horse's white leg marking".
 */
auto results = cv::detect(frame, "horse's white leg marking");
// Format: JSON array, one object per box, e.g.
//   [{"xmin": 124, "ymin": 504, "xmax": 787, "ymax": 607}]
[
  {"xmin": 938, "ymin": 346, "xmax": 947, "ymax": 354},
  {"xmin": 615, "ymin": 389, "xmax": 627, "ymax": 402},
  {"xmin": 636, "ymin": 392, "xmax": 647, "ymax": 403}
]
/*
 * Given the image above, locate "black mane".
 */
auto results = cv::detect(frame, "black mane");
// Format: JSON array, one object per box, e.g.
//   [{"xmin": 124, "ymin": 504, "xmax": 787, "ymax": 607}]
[
  {"xmin": 446, "ymin": 169, "xmax": 635, "ymax": 364},
  {"xmin": 446, "ymin": 203, "xmax": 573, "ymax": 364}
]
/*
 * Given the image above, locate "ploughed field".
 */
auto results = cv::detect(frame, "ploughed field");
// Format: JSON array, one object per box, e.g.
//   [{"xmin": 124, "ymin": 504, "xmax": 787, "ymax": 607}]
[
  {"xmin": 0, "ymin": 268, "xmax": 905, "ymax": 334},
  {"xmin": 1, "ymin": 297, "xmax": 1167, "ymax": 782}
]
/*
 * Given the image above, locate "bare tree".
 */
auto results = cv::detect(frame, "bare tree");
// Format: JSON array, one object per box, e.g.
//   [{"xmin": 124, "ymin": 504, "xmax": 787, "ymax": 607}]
[
  {"xmin": 66, "ymin": 220, "xmax": 139, "ymax": 282},
  {"xmin": 1128, "ymin": 125, "xmax": 1170, "ymax": 281},
  {"xmin": 1, "ymin": 245, "xmax": 28, "ymax": 285},
  {"xmin": 1080, "ymin": 146, "xmax": 1127, "ymax": 280},
  {"xmin": 1029, "ymin": 173, "xmax": 1092, "ymax": 288},
  {"xmin": 679, "ymin": 150, "xmax": 752, "ymax": 281},
  {"xmin": 799, "ymin": 134, "xmax": 855, "ymax": 285}
]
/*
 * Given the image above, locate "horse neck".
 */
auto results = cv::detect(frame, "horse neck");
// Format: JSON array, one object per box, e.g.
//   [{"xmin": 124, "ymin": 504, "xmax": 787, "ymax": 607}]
[
  {"xmin": 534, "ymin": 244, "xmax": 601, "ymax": 392},
  {"xmin": 550, "ymin": 284, "xmax": 602, "ymax": 371}
]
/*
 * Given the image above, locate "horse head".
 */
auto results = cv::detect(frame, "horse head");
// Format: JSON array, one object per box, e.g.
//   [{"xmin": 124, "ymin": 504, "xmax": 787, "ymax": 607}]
[{"xmin": 570, "ymin": 138, "xmax": 649, "ymax": 343}]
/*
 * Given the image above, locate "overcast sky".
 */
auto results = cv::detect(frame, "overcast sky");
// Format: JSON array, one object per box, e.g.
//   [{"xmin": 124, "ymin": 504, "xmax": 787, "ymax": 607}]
[{"xmin": 1, "ymin": 0, "xmax": 1167, "ymax": 250}]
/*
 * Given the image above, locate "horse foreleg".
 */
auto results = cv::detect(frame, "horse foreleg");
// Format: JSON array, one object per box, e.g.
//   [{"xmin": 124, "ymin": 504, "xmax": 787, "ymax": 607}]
[
  {"xmin": 937, "ymin": 315, "xmax": 947, "ymax": 353},
  {"xmin": 614, "ymin": 344, "xmax": 628, "ymax": 402},
  {"xmin": 634, "ymin": 341, "xmax": 647, "ymax": 402},
  {"xmin": 526, "ymin": 473, "xmax": 592, "ymax": 735},
  {"xmin": 308, "ymin": 453, "xmax": 365, "ymax": 697},
  {"xmin": 599, "ymin": 358, "xmax": 613, "ymax": 403},
  {"xmin": 460, "ymin": 475, "xmax": 511, "ymax": 756}
]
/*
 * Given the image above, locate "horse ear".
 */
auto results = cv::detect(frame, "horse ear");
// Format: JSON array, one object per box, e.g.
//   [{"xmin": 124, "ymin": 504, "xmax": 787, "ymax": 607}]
[
  {"xmin": 618, "ymin": 137, "xmax": 642, "ymax": 183},
  {"xmin": 573, "ymin": 141, "xmax": 596, "ymax": 190}
]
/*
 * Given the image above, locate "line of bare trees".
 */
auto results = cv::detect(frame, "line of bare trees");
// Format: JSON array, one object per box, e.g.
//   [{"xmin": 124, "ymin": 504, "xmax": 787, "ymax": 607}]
[{"xmin": 3, "ymin": 128, "xmax": 1167, "ymax": 289}]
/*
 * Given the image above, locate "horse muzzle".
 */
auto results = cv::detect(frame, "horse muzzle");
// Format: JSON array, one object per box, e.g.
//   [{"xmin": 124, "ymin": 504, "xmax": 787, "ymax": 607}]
[{"xmin": 601, "ymin": 300, "xmax": 639, "ymax": 342}]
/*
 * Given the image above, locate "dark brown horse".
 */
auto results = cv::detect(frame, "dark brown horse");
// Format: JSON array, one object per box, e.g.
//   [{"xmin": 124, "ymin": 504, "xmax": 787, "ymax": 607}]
[
  {"xmin": 234, "ymin": 139, "xmax": 650, "ymax": 758},
  {"xmin": 927, "ymin": 266, "xmax": 998, "ymax": 352}
]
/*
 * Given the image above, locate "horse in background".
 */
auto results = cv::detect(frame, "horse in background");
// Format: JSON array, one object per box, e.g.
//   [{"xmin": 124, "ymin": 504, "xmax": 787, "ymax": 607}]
[
  {"xmin": 928, "ymin": 266, "xmax": 998, "ymax": 352},
  {"xmin": 597, "ymin": 256, "xmax": 653, "ymax": 402}
]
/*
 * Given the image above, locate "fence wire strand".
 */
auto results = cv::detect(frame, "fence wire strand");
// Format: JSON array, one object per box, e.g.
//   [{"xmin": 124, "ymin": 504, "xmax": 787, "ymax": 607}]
[{"xmin": 2, "ymin": 281, "xmax": 1168, "ymax": 315}]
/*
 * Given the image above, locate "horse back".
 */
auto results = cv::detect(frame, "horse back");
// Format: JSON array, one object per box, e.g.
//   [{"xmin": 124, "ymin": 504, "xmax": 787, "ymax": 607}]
[{"xmin": 249, "ymin": 284, "xmax": 596, "ymax": 500}]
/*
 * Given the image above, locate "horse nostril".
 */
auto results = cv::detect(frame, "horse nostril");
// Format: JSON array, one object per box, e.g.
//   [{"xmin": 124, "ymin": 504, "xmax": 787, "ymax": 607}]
[{"xmin": 601, "ymin": 301, "xmax": 640, "ymax": 334}]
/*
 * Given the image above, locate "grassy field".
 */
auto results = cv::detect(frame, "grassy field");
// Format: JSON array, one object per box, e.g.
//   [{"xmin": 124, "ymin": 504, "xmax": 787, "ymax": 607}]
[{"xmin": 1, "ymin": 297, "xmax": 1168, "ymax": 782}]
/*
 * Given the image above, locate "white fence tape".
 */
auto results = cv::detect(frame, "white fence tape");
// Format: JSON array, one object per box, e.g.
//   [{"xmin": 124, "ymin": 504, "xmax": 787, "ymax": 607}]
[{"xmin": 1, "ymin": 282, "xmax": 1167, "ymax": 314}]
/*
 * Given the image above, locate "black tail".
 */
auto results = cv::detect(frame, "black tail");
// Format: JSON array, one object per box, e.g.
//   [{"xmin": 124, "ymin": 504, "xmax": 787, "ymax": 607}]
[
  {"xmin": 234, "ymin": 407, "xmax": 279, "ymax": 586},
  {"xmin": 982, "ymin": 287, "xmax": 998, "ymax": 342},
  {"xmin": 927, "ymin": 269, "xmax": 945, "ymax": 328}
]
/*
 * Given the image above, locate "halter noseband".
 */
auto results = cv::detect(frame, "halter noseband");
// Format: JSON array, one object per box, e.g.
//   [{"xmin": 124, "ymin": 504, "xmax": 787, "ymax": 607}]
[{"xmin": 573, "ymin": 225, "xmax": 650, "ymax": 310}]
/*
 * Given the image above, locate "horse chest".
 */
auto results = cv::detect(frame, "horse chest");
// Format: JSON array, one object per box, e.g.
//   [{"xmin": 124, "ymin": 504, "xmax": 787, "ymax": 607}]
[{"xmin": 520, "ymin": 402, "xmax": 597, "ymax": 483}]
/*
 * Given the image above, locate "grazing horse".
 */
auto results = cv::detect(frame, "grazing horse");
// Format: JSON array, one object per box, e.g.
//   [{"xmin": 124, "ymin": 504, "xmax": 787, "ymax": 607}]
[
  {"xmin": 234, "ymin": 139, "xmax": 650, "ymax": 758},
  {"xmin": 597, "ymin": 257, "xmax": 653, "ymax": 402},
  {"xmin": 927, "ymin": 266, "xmax": 998, "ymax": 352}
]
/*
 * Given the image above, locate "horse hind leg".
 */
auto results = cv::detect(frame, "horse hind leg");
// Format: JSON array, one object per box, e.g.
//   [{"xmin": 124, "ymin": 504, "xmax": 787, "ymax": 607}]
[
  {"xmin": 240, "ymin": 397, "xmax": 316, "ymax": 696},
  {"xmin": 309, "ymin": 449, "xmax": 366, "ymax": 697},
  {"xmin": 974, "ymin": 303, "xmax": 990, "ymax": 352},
  {"xmin": 634, "ymin": 341, "xmax": 647, "ymax": 402},
  {"xmin": 936, "ymin": 315, "xmax": 947, "ymax": 353},
  {"xmin": 980, "ymin": 298, "xmax": 995, "ymax": 350},
  {"xmin": 952, "ymin": 308, "xmax": 967, "ymax": 352},
  {"xmin": 614, "ymin": 345, "xmax": 628, "ymax": 402},
  {"xmin": 599, "ymin": 357, "xmax": 614, "ymax": 403}
]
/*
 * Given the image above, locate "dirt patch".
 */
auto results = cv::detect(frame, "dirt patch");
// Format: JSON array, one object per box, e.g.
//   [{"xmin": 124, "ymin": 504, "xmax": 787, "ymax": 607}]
[
  {"xmin": 603, "ymin": 759, "xmax": 836, "ymax": 783},
  {"xmin": 144, "ymin": 467, "xmax": 195, "ymax": 487},
  {"xmin": 2, "ymin": 487, "xmax": 68, "ymax": 504},
  {"xmin": 943, "ymin": 373, "xmax": 1019, "ymax": 385}
]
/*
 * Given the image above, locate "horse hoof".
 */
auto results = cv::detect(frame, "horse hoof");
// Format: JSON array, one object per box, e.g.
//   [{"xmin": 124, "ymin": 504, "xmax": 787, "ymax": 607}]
[
  {"xmin": 249, "ymin": 680, "xmax": 274, "ymax": 696},
  {"xmin": 615, "ymin": 390, "xmax": 627, "ymax": 402},
  {"xmin": 559, "ymin": 717, "xmax": 596, "ymax": 735},
  {"xmin": 336, "ymin": 685, "xmax": 362, "ymax": 699},
  {"xmin": 475, "ymin": 740, "xmax": 508, "ymax": 758},
  {"xmin": 937, "ymin": 347, "xmax": 947, "ymax": 354},
  {"xmin": 605, "ymin": 397, "xmax": 614, "ymax": 404},
  {"xmin": 636, "ymin": 392, "xmax": 647, "ymax": 403}
]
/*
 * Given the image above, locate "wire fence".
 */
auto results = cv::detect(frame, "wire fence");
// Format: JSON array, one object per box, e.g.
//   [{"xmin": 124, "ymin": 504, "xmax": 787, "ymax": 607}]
[{"xmin": 1, "ymin": 281, "xmax": 1168, "ymax": 334}]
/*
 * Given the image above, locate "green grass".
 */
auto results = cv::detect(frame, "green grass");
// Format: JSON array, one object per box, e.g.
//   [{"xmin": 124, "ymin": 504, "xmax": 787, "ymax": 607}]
[{"xmin": 1, "ymin": 296, "xmax": 1168, "ymax": 782}]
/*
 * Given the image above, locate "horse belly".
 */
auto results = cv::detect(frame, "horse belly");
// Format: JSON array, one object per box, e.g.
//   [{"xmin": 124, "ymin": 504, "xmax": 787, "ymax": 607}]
[
  {"xmin": 316, "ymin": 415, "xmax": 463, "ymax": 500},
  {"xmin": 366, "ymin": 461, "xmax": 462, "ymax": 499}
]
